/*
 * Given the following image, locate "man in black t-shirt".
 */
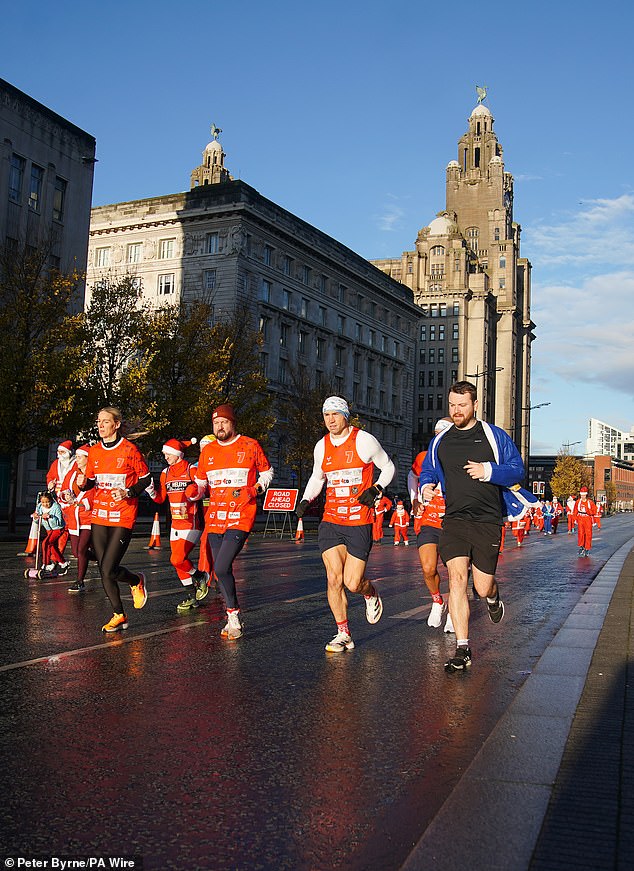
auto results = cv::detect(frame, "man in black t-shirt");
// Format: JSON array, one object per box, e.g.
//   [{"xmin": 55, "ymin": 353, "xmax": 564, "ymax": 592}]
[{"xmin": 420, "ymin": 381, "xmax": 526, "ymax": 673}]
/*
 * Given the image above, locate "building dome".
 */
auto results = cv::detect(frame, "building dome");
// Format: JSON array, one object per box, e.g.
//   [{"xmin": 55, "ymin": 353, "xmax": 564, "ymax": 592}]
[
  {"xmin": 447, "ymin": 159, "xmax": 460, "ymax": 168},
  {"xmin": 428, "ymin": 215, "xmax": 453, "ymax": 236},
  {"xmin": 489, "ymin": 155, "xmax": 502, "ymax": 164},
  {"xmin": 470, "ymin": 103, "xmax": 492, "ymax": 118},
  {"xmin": 204, "ymin": 139, "xmax": 223, "ymax": 153}
]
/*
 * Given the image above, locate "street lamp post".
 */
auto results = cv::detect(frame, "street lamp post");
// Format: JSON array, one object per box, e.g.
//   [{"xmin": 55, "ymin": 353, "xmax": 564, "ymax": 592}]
[
  {"xmin": 464, "ymin": 366, "xmax": 504, "ymax": 380},
  {"xmin": 562, "ymin": 440, "xmax": 582, "ymax": 453}
]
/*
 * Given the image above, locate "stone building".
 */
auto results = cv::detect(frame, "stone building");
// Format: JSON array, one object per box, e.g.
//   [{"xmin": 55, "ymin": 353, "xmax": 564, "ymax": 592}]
[
  {"xmin": 0, "ymin": 77, "xmax": 96, "ymax": 513},
  {"xmin": 371, "ymin": 99, "xmax": 533, "ymax": 461},
  {"xmin": 87, "ymin": 131, "xmax": 421, "ymax": 488}
]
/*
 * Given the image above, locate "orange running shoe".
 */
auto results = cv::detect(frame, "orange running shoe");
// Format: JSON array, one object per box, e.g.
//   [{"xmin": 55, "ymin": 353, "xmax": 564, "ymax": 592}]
[
  {"xmin": 131, "ymin": 572, "xmax": 148, "ymax": 609},
  {"xmin": 102, "ymin": 613, "xmax": 129, "ymax": 633}
]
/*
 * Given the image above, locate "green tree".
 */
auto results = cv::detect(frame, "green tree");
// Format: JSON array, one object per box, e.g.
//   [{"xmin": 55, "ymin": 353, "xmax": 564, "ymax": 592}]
[
  {"xmin": 0, "ymin": 240, "xmax": 84, "ymax": 531},
  {"xmin": 549, "ymin": 451, "xmax": 592, "ymax": 503}
]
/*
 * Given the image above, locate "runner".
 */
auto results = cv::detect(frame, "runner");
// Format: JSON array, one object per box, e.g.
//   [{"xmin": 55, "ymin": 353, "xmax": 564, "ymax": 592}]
[
  {"xmin": 46, "ymin": 439, "xmax": 75, "ymax": 559},
  {"xmin": 152, "ymin": 437, "xmax": 209, "ymax": 613},
  {"xmin": 33, "ymin": 492, "xmax": 66, "ymax": 575},
  {"xmin": 571, "ymin": 486, "xmax": 597, "ymax": 557},
  {"xmin": 67, "ymin": 445, "xmax": 96, "ymax": 593},
  {"xmin": 76, "ymin": 407, "xmax": 152, "ymax": 632},
  {"xmin": 419, "ymin": 381, "xmax": 535, "ymax": 673},
  {"xmin": 372, "ymin": 492, "xmax": 392, "ymax": 544},
  {"xmin": 296, "ymin": 396, "xmax": 395, "ymax": 653},
  {"xmin": 192, "ymin": 405, "xmax": 273, "ymax": 640},
  {"xmin": 389, "ymin": 500, "xmax": 410, "ymax": 545},
  {"xmin": 408, "ymin": 417, "xmax": 453, "ymax": 630}
]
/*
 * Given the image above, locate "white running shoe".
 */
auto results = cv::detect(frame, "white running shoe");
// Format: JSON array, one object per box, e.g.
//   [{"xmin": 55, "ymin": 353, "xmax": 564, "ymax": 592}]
[
  {"xmin": 325, "ymin": 631, "xmax": 355, "ymax": 653},
  {"xmin": 365, "ymin": 593, "xmax": 383, "ymax": 624},
  {"xmin": 220, "ymin": 610, "xmax": 243, "ymax": 640},
  {"xmin": 444, "ymin": 613, "xmax": 455, "ymax": 634},
  {"xmin": 428, "ymin": 600, "xmax": 446, "ymax": 628}
]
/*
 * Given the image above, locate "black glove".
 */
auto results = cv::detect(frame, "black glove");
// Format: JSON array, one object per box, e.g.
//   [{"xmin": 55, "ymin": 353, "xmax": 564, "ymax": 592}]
[
  {"xmin": 296, "ymin": 499, "xmax": 310, "ymax": 518},
  {"xmin": 357, "ymin": 484, "xmax": 382, "ymax": 507}
]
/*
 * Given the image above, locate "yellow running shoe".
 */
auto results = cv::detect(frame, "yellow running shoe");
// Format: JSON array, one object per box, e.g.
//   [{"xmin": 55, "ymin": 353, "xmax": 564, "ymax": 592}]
[
  {"xmin": 131, "ymin": 572, "xmax": 148, "ymax": 609},
  {"xmin": 102, "ymin": 613, "xmax": 129, "ymax": 633}
]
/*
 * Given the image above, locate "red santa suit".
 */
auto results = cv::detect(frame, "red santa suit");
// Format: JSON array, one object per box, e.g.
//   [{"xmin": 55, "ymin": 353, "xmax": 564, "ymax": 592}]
[
  {"xmin": 512, "ymin": 516, "xmax": 526, "ymax": 546},
  {"xmin": 372, "ymin": 494, "xmax": 392, "ymax": 542},
  {"xmin": 572, "ymin": 490, "xmax": 597, "ymax": 552},
  {"xmin": 153, "ymin": 440, "xmax": 204, "ymax": 582},
  {"xmin": 389, "ymin": 502, "xmax": 410, "ymax": 545},
  {"xmin": 566, "ymin": 497, "xmax": 576, "ymax": 533},
  {"xmin": 551, "ymin": 498, "xmax": 563, "ymax": 533},
  {"xmin": 595, "ymin": 501, "xmax": 603, "ymax": 530},
  {"xmin": 46, "ymin": 440, "xmax": 75, "ymax": 556}
]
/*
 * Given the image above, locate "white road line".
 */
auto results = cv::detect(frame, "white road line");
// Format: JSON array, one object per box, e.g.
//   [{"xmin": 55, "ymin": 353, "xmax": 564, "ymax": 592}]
[{"xmin": 389, "ymin": 605, "xmax": 429, "ymax": 620}]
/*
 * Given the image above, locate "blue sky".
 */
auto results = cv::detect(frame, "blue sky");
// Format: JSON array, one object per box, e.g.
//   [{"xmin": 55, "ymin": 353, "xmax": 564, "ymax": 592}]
[{"xmin": 4, "ymin": 0, "xmax": 634, "ymax": 454}]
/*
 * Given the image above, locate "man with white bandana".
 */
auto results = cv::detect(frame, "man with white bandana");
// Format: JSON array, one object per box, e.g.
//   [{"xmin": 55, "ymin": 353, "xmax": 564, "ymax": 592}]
[{"xmin": 296, "ymin": 396, "xmax": 395, "ymax": 652}]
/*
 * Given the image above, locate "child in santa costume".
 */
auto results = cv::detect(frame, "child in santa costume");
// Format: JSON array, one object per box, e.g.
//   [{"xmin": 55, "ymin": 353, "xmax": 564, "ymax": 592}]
[{"xmin": 389, "ymin": 500, "xmax": 410, "ymax": 545}]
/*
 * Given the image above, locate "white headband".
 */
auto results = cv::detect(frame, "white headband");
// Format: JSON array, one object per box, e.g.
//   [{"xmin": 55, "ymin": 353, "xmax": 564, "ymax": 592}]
[{"xmin": 322, "ymin": 396, "xmax": 350, "ymax": 419}]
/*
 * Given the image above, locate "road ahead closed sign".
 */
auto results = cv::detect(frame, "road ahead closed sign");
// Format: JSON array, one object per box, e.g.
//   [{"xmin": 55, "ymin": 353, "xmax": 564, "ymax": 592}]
[{"xmin": 263, "ymin": 488, "xmax": 299, "ymax": 512}]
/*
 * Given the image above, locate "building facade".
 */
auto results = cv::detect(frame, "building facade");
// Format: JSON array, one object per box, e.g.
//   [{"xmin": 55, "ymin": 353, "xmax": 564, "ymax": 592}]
[
  {"xmin": 371, "ymin": 100, "xmax": 533, "ymax": 461},
  {"xmin": 87, "ymin": 133, "xmax": 421, "ymax": 488},
  {"xmin": 0, "ymin": 78, "xmax": 96, "ymax": 513}
]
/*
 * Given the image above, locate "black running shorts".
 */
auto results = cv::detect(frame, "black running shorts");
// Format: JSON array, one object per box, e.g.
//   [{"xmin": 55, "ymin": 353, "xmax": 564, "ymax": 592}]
[
  {"xmin": 318, "ymin": 522, "xmax": 373, "ymax": 562},
  {"xmin": 438, "ymin": 517, "xmax": 502, "ymax": 575},
  {"xmin": 416, "ymin": 525, "xmax": 441, "ymax": 548}
]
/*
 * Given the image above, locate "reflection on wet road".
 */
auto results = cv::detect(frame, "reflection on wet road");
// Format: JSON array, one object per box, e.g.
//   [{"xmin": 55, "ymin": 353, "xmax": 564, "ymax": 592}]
[{"xmin": 2, "ymin": 516, "xmax": 633, "ymax": 870}]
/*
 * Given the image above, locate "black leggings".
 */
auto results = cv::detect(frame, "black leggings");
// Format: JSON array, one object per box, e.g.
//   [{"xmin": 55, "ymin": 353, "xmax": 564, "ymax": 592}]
[
  {"xmin": 91, "ymin": 524, "xmax": 138, "ymax": 613},
  {"xmin": 209, "ymin": 530, "xmax": 249, "ymax": 610},
  {"xmin": 69, "ymin": 529, "xmax": 96, "ymax": 583}
]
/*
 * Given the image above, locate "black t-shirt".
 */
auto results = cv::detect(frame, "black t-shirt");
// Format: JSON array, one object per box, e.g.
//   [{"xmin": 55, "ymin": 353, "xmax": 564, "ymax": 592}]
[{"xmin": 437, "ymin": 421, "xmax": 503, "ymax": 524}]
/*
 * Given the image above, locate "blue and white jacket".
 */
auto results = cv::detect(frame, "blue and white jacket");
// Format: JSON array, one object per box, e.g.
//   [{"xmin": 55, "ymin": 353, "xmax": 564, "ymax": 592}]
[{"xmin": 419, "ymin": 420, "xmax": 537, "ymax": 521}]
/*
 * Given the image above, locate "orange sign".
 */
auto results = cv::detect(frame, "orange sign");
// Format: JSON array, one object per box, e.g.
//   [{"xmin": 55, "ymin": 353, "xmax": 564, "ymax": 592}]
[{"xmin": 263, "ymin": 488, "xmax": 299, "ymax": 512}]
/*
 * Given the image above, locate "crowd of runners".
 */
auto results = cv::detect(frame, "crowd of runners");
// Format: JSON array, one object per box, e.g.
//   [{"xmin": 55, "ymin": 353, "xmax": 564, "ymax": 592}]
[{"xmin": 22, "ymin": 382, "xmax": 602, "ymax": 673}]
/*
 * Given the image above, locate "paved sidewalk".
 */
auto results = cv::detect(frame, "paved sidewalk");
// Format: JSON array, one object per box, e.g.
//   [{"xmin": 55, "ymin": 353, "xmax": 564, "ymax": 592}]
[{"xmin": 402, "ymin": 537, "xmax": 634, "ymax": 871}]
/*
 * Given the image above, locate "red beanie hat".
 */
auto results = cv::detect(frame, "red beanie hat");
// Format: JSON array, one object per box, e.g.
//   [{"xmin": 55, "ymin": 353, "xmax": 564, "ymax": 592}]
[
  {"xmin": 213, "ymin": 404, "xmax": 237, "ymax": 424},
  {"xmin": 162, "ymin": 437, "xmax": 197, "ymax": 458}
]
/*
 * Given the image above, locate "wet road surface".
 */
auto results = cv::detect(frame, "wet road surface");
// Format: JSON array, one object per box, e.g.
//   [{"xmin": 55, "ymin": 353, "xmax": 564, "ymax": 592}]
[{"xmin": 2, "ymin": 516, "xmax": 633, "ymax": 870}]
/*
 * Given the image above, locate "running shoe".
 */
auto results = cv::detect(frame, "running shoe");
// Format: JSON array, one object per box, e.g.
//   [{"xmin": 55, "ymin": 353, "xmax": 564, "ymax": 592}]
[
  {"xmin": 428, "ymin": 600, "xmax": 446, "ymax": 628},
  {"xmin": 365, "ymin": 593, "xmax": 383, "ymax": 624},
  {"xmin": 444, "ymin": 613, "xmax": 455, "ymax": 634},
  {"xmin": 68, "ymin": 581, "xmax": 85, "ymax": 593},
  {"xmin": 220, "ymin": 610, "xmax": 243, "ymax": 640},
  {"xmin": 102, "ymin": 612, "xmax": 129, "ymax": 633},
  {"xmin": 445, "ymin": 645, "xmax": 472, "ymax": 673},
  {"xmin": 176, "ymin": 593, "xmax": 198, "ymax": 613},
  {"xmin": 325, "ymin": 631, "xmax": 355, "ymax": 653},
  {"xmin": 131, "ymin": 572, "xmax": 148, "ymax": 609},
  {"xmin": 57, "ymin": 563, "xmax": 69, "ymax": 576},
  {"xmin": 192, "ymin": 569, "xmax": 210, "ymax": 601},
  {"xmin": 487, "ymin": 595, "xmax": 505, "ymax": 624}
]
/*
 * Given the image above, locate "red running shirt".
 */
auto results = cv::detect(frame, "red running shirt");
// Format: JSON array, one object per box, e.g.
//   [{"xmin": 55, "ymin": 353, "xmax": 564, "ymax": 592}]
[
  {"xmin": 321, "ymin": 428, "xmax": 374, "ymax": 526},
  {"xmin": 85, "ymin": 438, "xmax": 150, "ymax": 529}
]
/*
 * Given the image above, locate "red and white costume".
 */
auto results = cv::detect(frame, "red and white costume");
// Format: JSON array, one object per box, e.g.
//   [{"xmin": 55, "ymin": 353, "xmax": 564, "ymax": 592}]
[
  {"xmin": 408, "ymin": 450, "xmax": 445, "ymax": 535},
  {"xmin": 572, "ymin": 491, "xmax": 597, "ymax": 552},
  {"xmin": 153, "ymin": 454, "xmax": 204, "ymax": 582},
  {"xmin": 372, "ymin": 495, "xmax": 392, "ymax": 542},
  {"xmin": 195, "ymin": 435, "xmax": 272, "ymax": 535},
  {"xmin": 595, "ymin": 502, "xmax": 603, "ymax": 530},
  {"xmin": 389, "ymin": 503, "xmax": 410, "ymax": 544},
  {"xmin": 566, "ymin": 496, "xmax": 576, "ymax": 532},
  {"xmin": 46, "ymin": 441, "xmax": 75, "ymax": 556}
]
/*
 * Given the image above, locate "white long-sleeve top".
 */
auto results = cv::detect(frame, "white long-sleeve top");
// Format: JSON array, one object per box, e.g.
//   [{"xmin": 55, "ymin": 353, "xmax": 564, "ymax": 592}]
[{"xmin": 301, "ymin": 429, "xmax": 395, "ymax": 503}]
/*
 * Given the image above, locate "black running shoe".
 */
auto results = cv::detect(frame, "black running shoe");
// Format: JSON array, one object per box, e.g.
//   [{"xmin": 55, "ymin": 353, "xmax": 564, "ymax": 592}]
[
  {"xmin": 68, "ymin": 582, "xmax": 85, "ymax": 593},
  {"xmin": 445, "ymin": 646, "xmax": 472, "ymax": 673},
  {"xmin": 487, "ymin": 596, "xmax": 505, "ymax": 624}
]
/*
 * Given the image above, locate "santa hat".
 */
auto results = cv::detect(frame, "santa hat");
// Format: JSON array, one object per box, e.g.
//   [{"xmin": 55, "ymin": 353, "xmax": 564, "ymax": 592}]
[
  {"xmin": 199, "ymin": 433, "xmax": 216, "ymax": 447},
  {"xmin": 75, "ymin": 445, "xmax": 90, "ymax": 457},
  {"xmin": 162, "ymin": 437, "xmax": 197, "ymax": 458},
  {"xmin": 397, "ymin": 500, "xmax": 404, "ymax": 506},
  {"xmin": 212, "ymin": 404, "xmax": 237, "ymax": 424},
  {"xmin": 58, "ymin": 440, "xmax": 73, "ymax": 454},
  {"xmin": 580, "ymin": 486, "xmax": 588, "ymax": 494}
]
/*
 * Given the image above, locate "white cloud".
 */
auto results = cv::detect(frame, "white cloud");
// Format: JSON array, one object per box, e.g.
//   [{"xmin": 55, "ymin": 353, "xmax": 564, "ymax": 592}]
[{"xmin": 375, "ymin": 194, "xmax": 407, "ymax": 232}]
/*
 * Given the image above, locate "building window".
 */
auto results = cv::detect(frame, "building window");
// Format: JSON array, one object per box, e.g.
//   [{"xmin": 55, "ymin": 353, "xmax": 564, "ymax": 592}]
[
  {"xmin": 354, "ymin": 353, "xmax": 360, "ymax": 373},
  {"xmin": 393, "ymin": 340, "xmax": 400, "ymax": 357},
  {"xmin": 8, "ymin": 154, "xmax": 25, "ymax": 203},
  {"xmin": 264, "ymin": 244, "xmax": 273, "ymax": 266},
  {"xmin": 300, "ymin": 297, "xmax": 308, "ymax": 318},
  {"xmin": 366, "ymin": 387, "xmax": 372, "ymax": 407},
  {"xmin": 204, "ymin": 268, "xmax": 216, "ymax": 291},
  {"xmin": 440, "ymin": 303, "xmax": 447, "ymax": 317},
  {"xmin": 158, "ymin": 273, "xmax": 175, "ymax": 295},
  {"xmin": 316, "ymin": 337, "xmax": 325, "ymax": 360},
  {"xmin": 298, "ymin": 330, "xmax": 307, "ymax": 355},
  {"xmin": 369, "ymin": 330, "xmax": 376, "ymax": 347},
  {"xmin": 127, "ymin": 242, "xmax": 142, "ymax": 263},
  {"xmin": 368, "ymin": 301, "xmax": 376, "ymax": 318},
  {"xmin": 260, "ymin": 279, "xmax": 271, "ymax": 302},
  {"xmin": 438, "ymin": 371, "xmax": 444, "ymax": 387},
  {"xmin": 158, "ymin": 238, "xmax": 175, "ymax": 259},
  {"xmin": 282, "ymin": 289, "xmax": 291, "ymax": 310},
  {"xmin": 451, "ymin": 369, "xmax": 458, "ymax": 382},
  {"xmin": 318, "ymin": 274, "xmax": 327, "ymax": 292},
  {"xmin": 95, "ymin": 247, "xmax": 111, "ymax": 268},
  {"xmin": 278, "ymin": 358, "xmax": 287, "ymax": 384},
  {"xmin": 438, "ymin": 348, "xmax": 445, "ymax": 364},
  {"xmin": 430, "ymin": 304, "xmax": 438, "ymax": 318},
  {"xmin": 258, "ymin": 316, "xmax": 269, "ymax": 340},
  {"xmin": 467, "ymin": 227, "xmax": 479, "ymax": 249},
  {"xmin": 337, "ymin": 315, "xmax": 345, "ymax": 335},
  {"xmin": 303, "ymin": 265, "xmax": 311, "ymax": 285},
  {"xmin": 452, "ymin": 323, "xmax": 459, "ymax": 340},
  {"xmin": 355, "ymin": 322, "xmax": 362, "ymax": 341},
  {"xmin": 494, "ymin": 227, "xmax": 500, "ymax": 241},
  {"xmin": 335, "ymin": 346, "xmax": 344, "ymax": 367},
  {"xmin": 428, "ymin": 371, "xmax": 434, "ymax": 387},
  {"xmin": 52, "ymin": 176, "xmax": 67, "ymax": 222},
  {"xmin": 419, "ymin": 349, "xmax": 425, "ymax": 364},
  {"xmin": 28, "ymin": 164, "xmax": 44, "ymax": 211},
  {"xmin": 499, "ymin": 278, "xmax": 506, "ymax": 289},
  {"xmin": 499, "ymin": 256, "xmax": 506, "ymax": 269},
  {"xmin": 420, "ymin": 325, "xmax": 426, "ymax": 341},
  {"xmin": 429, "ymin": 348, "xmax": 435, "ymax": 364},
  {"xmin": 437, "ymin": 393, "xmax": 443, "ymax": 410},
  {"xmin": 338, "ymin": 283, "xmax": 346, "ymax": 303},
  {"xmin": 453, "ymin": 302, "xmax": 460, "ymax": 316},
  {"xmin": 427, "ymin": 394, "xmax": 434, "ymax": 410},
  {"xmin": 319, "ymin": 306, "xmax": 327, "ymax": 326},
  {"xmin": 260, "ymin": 352, "xmax": 268, "ymax": 376},
  {"xmin": 438, "ymin": 325, "xmax": 445, "ymax": 341},
  {"xmin": 431, "ymin": 245, "xmax": 445, "ymax": 256},
  {"xmin": 206, "ymin": 232, "xmax": 219, "ymax": 254},
  {"xmin": 282, "ymin": 255, "xmax": 292, "ymax": 276},
  {"xmin": 429, "ymin": 325, "xmax": 436, "ymax": 341},
  {"xmin": 452, "ymin": 347, "xmax": 459, "ymax": 363},
  {"xmin": 280, "ymin": 324, "xmax": 289, "ymax": 347}
]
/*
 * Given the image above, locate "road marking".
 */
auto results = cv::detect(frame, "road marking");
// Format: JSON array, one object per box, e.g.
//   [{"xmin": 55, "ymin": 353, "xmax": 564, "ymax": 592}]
[{"xmin": 389, "ymin": 605, "xmax": 429, "ymax": 620}]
